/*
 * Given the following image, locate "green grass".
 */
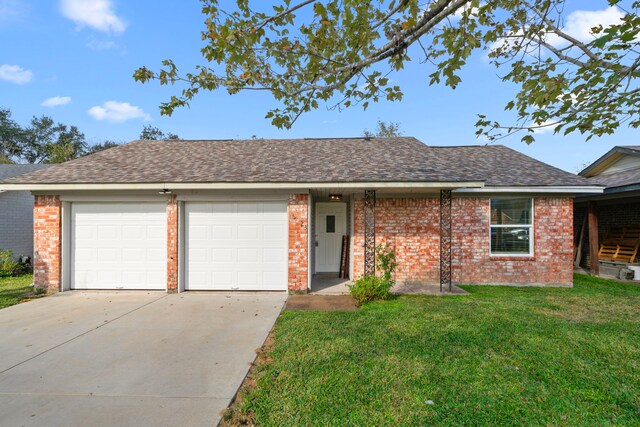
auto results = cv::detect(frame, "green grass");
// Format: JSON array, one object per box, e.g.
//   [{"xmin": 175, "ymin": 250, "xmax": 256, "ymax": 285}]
[
  {"xmin": 243, "ymin": 275, "xmax": 640, "ymax": 426},
  {"xmin": 0, "ymin": 274, "xmax": 35, "ymax": 309}
]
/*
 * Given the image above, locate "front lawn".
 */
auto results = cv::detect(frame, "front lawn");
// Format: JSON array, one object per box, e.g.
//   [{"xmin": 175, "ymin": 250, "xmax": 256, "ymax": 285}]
[
  {"xmin": 233, "ymin": 275, "xmax": 640, "ymax": 426},
  {"xmin": 0, "ymin": 274, "xmax": 35, "ymax": 309}
]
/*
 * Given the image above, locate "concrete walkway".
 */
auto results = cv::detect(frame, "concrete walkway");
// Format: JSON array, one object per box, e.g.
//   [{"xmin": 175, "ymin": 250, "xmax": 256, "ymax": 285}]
[{"xmin": 0, "ymin": 291, "xmax": 286, "ymax": 427}]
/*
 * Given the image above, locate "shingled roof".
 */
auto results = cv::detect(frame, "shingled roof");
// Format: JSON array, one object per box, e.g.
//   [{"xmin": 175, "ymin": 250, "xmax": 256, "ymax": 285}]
[
  {"xmin": 0, "ymin": 164, "xmax": 49, "ymax": 181},
  {"xmin": 0, "ymin": 137, "xmax": 593, "ymax": 187}
]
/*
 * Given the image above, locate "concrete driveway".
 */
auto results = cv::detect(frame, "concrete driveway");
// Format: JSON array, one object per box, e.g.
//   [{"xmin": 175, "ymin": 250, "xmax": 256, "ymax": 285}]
[{"xmin": 0, "ymin": 291, "xmax": 286, "ymax": 427}]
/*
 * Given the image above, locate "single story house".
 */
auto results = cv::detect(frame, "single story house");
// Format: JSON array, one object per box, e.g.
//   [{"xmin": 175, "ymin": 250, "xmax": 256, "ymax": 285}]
[
  {"xmin": 574, "ymin": 146, "xmax": 640, "ymax": 277},
  {"xmin": 0, "ymin": 137, "xmax": 602, "ymax": 293},
  {"xmin": 0, "ymin": 164, "xmax": 50, "ymax": 261}
]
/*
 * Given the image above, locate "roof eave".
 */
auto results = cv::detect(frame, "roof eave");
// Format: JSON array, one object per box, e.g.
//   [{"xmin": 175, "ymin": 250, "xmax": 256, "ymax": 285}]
[
  {"xmin": 580, "ymin": 146, "xmax": 640, "ymax": 177},
  {"xmin": 453, "ymin": 186, "xmax": 604, "ymax": 194},
  {"xmin": 0, "ymin": 181, "xmax": 486, "ymax": 192}
]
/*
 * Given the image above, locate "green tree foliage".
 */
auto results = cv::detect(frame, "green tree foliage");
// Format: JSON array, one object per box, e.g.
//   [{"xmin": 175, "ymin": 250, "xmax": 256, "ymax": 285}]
[
  {"xmin": 364, "ymin": 120, "xmax": 403, "ymax": 138},
  {"xmin": 86, "ymin": 140, "xmax": 121, "ymax": 155},
  {"xmin": 0, "ymin": 108, "xmax": 24, "ymax": 163},
  {"xmin": 135, "ymin": 0, "xmax": 640, "ymax": 143},
  {"xmin": 139, "ymin": 125, "xmax": 180, "ymax": 140},
  {"xmin": 21, "ymin": 116, "xmax": 87, "ymax": 164},
  {"xmin": 0, "ymin": 107, "xmax": 91, "ymax": 164}
]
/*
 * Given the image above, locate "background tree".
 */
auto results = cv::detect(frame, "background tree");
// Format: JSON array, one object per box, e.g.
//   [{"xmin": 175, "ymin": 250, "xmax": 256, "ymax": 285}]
[
  {"xmin": 86, "ymin": 140, "xmax": 121, "ymax": 155},
  {"xmin": 0, "ymin": 108, "xmax": 25, "ymax": 163},
  {"xmin": 134, "ymin": 0, "xmax": 640, "ymax": 143},
  {"xmin": 139, "ymin": 125, "xmax": 180, "ymax": 140},
  {"xmin": 364, "ymin": 120, "xmax": 403, "ymax": 138},
  {"xmin": 21, "ymin": 117, "xmax": 87, "ymax": 164}
]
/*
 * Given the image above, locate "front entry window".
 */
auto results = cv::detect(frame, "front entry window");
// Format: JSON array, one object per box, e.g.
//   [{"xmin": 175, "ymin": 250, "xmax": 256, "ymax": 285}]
[{"xmin": 326, "ymin": 215, "xmax": 336, "ymax": 233}]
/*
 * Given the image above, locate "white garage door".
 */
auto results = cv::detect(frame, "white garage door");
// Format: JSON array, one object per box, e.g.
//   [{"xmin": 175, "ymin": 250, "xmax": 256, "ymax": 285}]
[
  {"xmin": 186, "ymin": 201, "xmax": 288, "ymax": 291},
  {"xmin": 71, "ymin": 203, "xmax": 167, "ymax": 290}
]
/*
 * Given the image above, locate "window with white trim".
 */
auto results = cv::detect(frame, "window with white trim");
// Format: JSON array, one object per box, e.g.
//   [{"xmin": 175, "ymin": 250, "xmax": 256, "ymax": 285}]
[{"xmin": 490, "ymin": 198, "xmax": 533, "ymax": 255}]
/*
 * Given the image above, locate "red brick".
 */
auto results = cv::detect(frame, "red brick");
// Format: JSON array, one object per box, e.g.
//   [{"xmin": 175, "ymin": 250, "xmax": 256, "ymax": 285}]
[
  {"xmin": 288, "ymin": 194, "xmax": 308, "ymax": 292},
  {"xmin": 353, "ymin": 196, "xmax": 573, "ymax": 286},
  {"xmin": 166, "ymin": 195, "xmax": 178, "ymax": 292},
  {"xmin": 33, "ymin": 195, "xmax": 61, "ymax": 293}
]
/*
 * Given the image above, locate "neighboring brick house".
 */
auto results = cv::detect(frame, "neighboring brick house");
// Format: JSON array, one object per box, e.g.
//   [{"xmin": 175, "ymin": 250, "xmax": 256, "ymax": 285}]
[
  {"xmin": 0, "ymin": 138, "xmax": 601, "ymax": 293},
  {"xmin": 0, "ymin": 164, "xmax": 50, "ymax": 260},
  {"xmin": 574, "ymin": 146, "xmax": 640, "ymax": 276}
]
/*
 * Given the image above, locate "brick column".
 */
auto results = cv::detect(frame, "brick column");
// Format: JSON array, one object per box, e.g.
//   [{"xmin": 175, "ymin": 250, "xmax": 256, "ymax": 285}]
[
  {"xmin": 33, "ymin": 195, "xmax": 61, "ymax": 293},
  {"xmin": 288, "ymin": 193, "xmax": 308, "ymax": 293},
  {"xmin": 167, "ymin": 195, "xmax": 179, "ymax": 292}
]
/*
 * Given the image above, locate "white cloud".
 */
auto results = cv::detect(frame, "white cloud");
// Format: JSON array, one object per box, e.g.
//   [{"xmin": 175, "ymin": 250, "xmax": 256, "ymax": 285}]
[
  {"xmin": 531, "ymin": 119, "xmax": 557, "ymax": 134},
  {"xmin": 452, "ymin": 2, "xmax": 485, "ymax": 19},
  {"xmin": 488, "ymin": 6, "xmax": 627, "ymax": 58},
  {"xmin": 60, "ymin": 0, "xmax": 126, "ymax": 34},
  {"xmin": 86, "ymin": 39, "xmax": 118, "ymax": 50},
  {"xmin": 548, "ymin": 7, "xmax": 625, "ymax": 47},
  {"xmin": 0, "ymin": 64, "xmax": 33, "ymax": 84},
  {"xmin": 41, "ymin": 96, "xmax": 72, "ymax": 107},
  {"xmin": 88, "ymin": 101, "xmax": 151, "ymax": 122}
]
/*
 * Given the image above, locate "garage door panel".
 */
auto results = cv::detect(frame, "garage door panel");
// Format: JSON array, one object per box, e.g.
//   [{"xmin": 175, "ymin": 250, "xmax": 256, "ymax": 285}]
[
  {"xmin": 238, "ymin": 203, "xmax": 259, "ymax": 215},
  {"xmin": 186, "ymin": 201, "xmax": 288, "ymax": 291},
  {"xmin": 237, "ymin": 225, "xmax": 258, "ymax": 239},
  {"xmin": 263, "ymin": 224, "xmax": 285, "ymax": 240},
  {"xmin": 263, "ymin": 248, "xmax": 284, "ymax": 263},
  {"xmin": 72, "ymin": 203, "xmax": 167, "ymax": 290},
  {"xmin": 212, "ymin": 225, "xmax": 234, "ymax": 240},
  {"xmin": 212, "ymin": 248, "xmax": 233, "ymax": 262}
]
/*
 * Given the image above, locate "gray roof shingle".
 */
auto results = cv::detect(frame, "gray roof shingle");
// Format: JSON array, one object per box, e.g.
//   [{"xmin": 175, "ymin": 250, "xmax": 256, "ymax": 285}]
[
  {"xmin": 0, "ymin": 137, "xmax": 592, "ymax": 187},
  {"xmin": 0, "ymin": 164, "xmax": 50, "ymax": 181},
  {"xmin": 587, "ymin": 168, "xmax": 640, "ymax": 188}
]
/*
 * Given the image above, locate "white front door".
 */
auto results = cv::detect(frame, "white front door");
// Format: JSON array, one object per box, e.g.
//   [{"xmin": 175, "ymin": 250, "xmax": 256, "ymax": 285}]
[
  {"xmin": 185, "ymin": 201, "xmax": 288, "ymax": 291},
  {"xmin": 315, "ymin": 202, "xmax": 346, "ymax": 272},
  {"xmin": 71, "ymin": 203, "xmax": 167, "ymax": 290}
]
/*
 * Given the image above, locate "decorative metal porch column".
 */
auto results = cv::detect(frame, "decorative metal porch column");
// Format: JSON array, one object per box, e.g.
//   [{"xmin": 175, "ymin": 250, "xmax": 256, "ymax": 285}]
[
  {"xmin": 440, "ymin": 189, "xmax": 452, "ymax": 291},
  {"xmin": 364, "ymin": 190, "xmax": 376, "ymax": 276}
]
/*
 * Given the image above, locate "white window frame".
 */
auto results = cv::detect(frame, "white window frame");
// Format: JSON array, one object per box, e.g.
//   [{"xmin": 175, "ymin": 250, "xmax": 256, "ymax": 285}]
[{"xmin": 489, "ymin": 198, "xmax": 534, "ymax": 257}]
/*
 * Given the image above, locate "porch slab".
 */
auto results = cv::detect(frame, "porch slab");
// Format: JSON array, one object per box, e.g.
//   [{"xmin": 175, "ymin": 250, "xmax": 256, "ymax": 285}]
[{"xmin": 310, "ymin": 273, "xmax": 351, "ymax": 295}]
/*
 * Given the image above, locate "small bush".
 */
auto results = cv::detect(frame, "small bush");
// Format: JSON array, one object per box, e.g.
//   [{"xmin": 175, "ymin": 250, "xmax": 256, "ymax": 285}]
[
  {"xmin": 349, "ymin": 244, "xmax": 398, "ymax": 305},
  {"xmin": 348, "ymin": 275, "xmax": 393, "ymax": 305},
  {"xmin": 0, "ymin": 250, "xmax": 31, "ymax": 277},
  {"xmin": 0, "ymin": 249, "xmax": 19, "ymax": 278}
]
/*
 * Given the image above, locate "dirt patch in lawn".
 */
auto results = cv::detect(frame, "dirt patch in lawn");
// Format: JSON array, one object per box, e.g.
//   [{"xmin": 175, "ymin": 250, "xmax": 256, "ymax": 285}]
[
  {"xmin": 219, "ymin": 330, "xmax": 275, "ymax": 426},
  {"xmin": 285, "ymin": 294, "xmax": 359, "ymax": 311},
  {"xmin": 536, "ymin": 296, "xmax": 640, "ymax": 323}
]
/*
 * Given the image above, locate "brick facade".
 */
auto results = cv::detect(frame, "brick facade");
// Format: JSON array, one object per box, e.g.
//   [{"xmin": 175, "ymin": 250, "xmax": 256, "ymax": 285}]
[
  {"xmin": 167, "ymin": 195, "xmax": 179, "ymax": 292},
  {"xmin": 353, "ymin": 196, "xmax": 574, "ymax": 286},
  {"xmin": 31, "ymin": 192, "xmax": 573, "ymax": 293},
  {"xmin": 452, "ymin": 197, "xmax": 573, "ymax": 285},
  {"xmin": 288, "ymin": 193, "xmax": 309, "ymax": 292},
  {"xmin": 33, "ymin": 195, "xmax": 62, "ymax": 293},
  {"xmin": 353, "ymin": 198, "xmax": 440, "ymax": 283}
]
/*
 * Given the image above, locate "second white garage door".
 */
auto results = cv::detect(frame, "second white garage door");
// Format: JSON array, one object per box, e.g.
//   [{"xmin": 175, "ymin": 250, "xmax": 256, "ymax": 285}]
[{"xmin": 185, "ymin": 201, "xmax": 288, "ymax": 291}]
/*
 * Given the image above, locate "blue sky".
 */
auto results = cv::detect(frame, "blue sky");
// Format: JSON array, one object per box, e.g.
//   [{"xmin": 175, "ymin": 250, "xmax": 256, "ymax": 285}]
[{"xmin": 0, "ymin": 0, "xmax": 637, "ymax": 173}]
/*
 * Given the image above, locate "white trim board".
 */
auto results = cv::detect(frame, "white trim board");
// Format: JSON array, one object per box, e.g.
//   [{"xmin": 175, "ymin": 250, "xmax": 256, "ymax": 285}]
[
  {"xmin": 454, "ymin": 186, "xmax": 603, "ymax": 194},
  {"xmin": 0, "ymin": 181, "xmax": 486, "ymax": 191}
]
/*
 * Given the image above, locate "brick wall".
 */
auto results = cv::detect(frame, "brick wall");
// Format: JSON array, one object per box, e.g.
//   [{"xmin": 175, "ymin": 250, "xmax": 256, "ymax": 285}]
[
  {"xmin": 288, "ymin": 193, "xmax": 308, "ymax": 292},
  {"xmin": 452, "ymin": 197, "xmax": 573, "ymax": 285},
  {"xmin": 353, "ymin": 198, "xmax": 440, "ymax": 283},
  {"xmin": 33, "ymin": 195, "xmax": 61, "ymax": 293},
  {"xmin": 167, "ymin": 195, "xmax": 178, "ymax": 292},
  {"xmin": 0, "ymin": 191, "xmax": 36, "ymax": 259},
  {"xmin": 353, "ymin": 196, "xmax": 573, "ymax": 286}
]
